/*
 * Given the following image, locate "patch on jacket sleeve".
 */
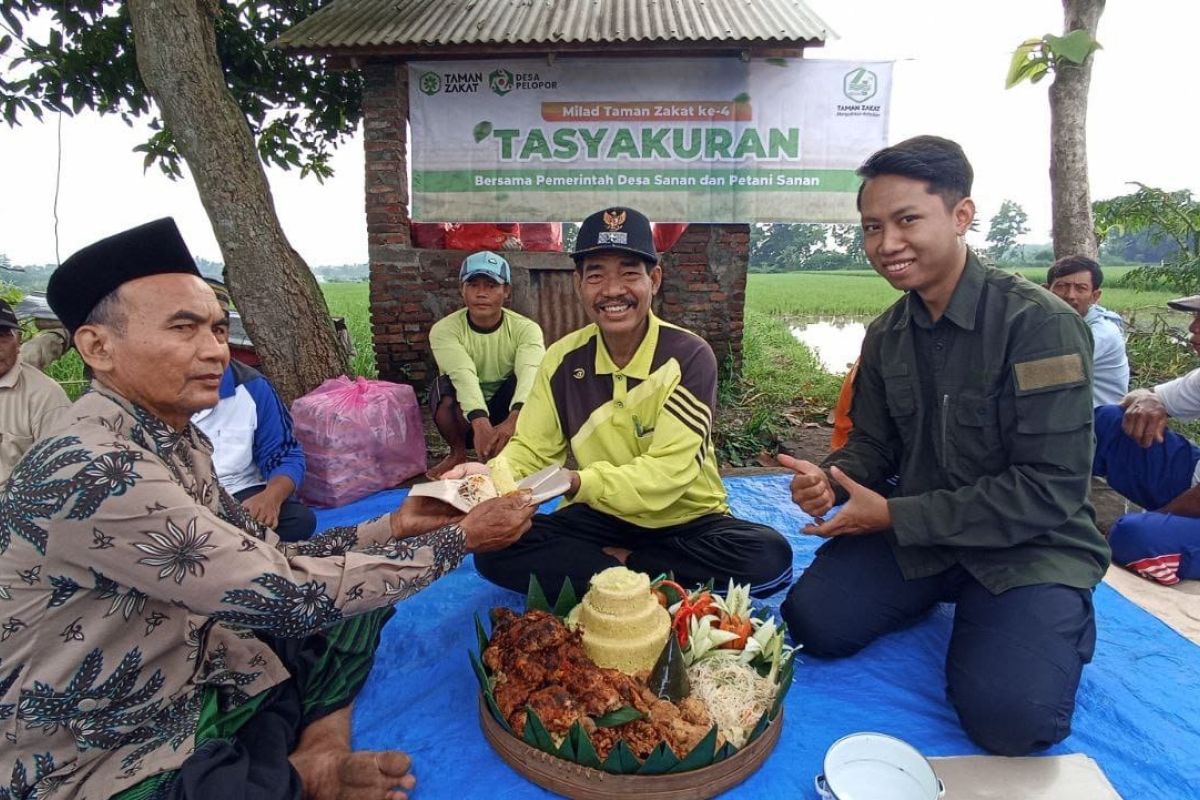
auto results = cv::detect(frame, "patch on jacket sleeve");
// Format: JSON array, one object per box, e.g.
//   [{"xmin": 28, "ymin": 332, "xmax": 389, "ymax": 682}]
[{"xmin": 1013, "ymin": 353, "xmax": 1086, "ymax": 394}]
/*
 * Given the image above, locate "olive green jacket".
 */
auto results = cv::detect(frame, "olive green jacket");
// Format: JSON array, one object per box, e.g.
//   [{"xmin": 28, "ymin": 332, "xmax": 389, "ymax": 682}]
[{"xmin": 826, "ymin": 253, "xmax": 1111, "ymax": 593}]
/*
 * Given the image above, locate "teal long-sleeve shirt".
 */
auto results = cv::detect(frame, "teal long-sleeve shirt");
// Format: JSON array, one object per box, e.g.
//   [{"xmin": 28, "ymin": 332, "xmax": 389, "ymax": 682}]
[{"xmin": 826, "ymin": 253, "xmax": 1110, "ymax": 594}]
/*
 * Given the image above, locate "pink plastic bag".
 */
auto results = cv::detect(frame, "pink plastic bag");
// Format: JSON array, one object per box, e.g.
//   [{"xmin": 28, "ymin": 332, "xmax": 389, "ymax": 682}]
[{"xmin": 292, "ymin": 376, "xmax": 427, "ymax": 507}]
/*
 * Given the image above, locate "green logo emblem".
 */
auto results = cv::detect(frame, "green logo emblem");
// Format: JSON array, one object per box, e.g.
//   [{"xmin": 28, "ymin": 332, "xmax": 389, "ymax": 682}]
[
  {"xmin": 843, "ymin": 67, "xmax": 877, "ymax": 103},
  {"xmin": 489, "ymin": 68, "xmax": 514, "ymax": 96},
  {"xmin": 419, "ymin": 71, "xmax": 441, "ymax": 96}
]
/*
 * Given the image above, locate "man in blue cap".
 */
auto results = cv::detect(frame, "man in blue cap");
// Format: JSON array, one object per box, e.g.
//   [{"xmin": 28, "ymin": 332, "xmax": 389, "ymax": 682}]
[{"xmin": 426, "ymin": 250, "xmax": 545, "ymax": 477}]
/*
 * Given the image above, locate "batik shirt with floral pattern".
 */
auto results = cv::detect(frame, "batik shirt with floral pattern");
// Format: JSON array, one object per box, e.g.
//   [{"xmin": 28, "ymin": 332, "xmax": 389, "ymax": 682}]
[{"xmin": 0, "ymin": 385, "xmax": 466, "ymax": 799}]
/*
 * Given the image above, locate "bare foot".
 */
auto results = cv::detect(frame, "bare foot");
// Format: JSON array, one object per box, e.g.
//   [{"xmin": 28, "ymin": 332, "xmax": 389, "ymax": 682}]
[
  {"xmin": 290, "ymin": 707, "xmax": 415, "ymax": 800},
  {"xmin": 426, "ymin": 451, "xmax": 467, "ymax": 480},
  {"xmin": 602, "ymin": 546, "xmax": 632, "ymax": 565},
  {"xmin": 291, "ymin": 749, "xmax": 415, "ymax": 800}
]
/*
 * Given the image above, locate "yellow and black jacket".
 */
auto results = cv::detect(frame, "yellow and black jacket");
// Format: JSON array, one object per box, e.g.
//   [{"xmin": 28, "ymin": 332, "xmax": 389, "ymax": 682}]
[{"xmin": 491, "ymin": 313, "xmax": 727, "ymax": 528}]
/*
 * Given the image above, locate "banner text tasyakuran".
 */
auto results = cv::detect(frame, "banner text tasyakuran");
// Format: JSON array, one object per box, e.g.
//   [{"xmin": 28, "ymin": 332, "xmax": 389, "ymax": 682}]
[{"xmin": 408, "ymin": 59, "xmax": 893, "ymax": 223}]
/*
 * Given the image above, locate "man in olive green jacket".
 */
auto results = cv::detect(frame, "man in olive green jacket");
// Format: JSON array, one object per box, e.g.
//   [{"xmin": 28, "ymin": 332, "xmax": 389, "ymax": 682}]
[{"xmin": 779, "ymin": 136, "xmax": 1110, "ymax": 756}]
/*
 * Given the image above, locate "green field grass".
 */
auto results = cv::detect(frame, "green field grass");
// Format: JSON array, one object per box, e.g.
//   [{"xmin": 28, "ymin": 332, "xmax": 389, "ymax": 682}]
[{"xmin": 747, "ymin": 266, "xmax": 1184, "ymax": 320}]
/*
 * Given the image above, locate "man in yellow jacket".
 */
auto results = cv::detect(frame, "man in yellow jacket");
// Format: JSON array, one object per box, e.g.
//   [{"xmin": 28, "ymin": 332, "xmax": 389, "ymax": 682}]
[{"xmin": 468, "ymin": 207, "xmax": 792, "ymax": 597}]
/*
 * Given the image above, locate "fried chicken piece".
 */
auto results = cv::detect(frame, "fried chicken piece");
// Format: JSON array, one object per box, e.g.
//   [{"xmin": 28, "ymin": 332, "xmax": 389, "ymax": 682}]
[
  {"xmin": 526, "ymin": 685, "xmax": 588, "ymax": 735},
  {"xmin": 483, "ymin": 608, "xmax": 716, "ymax": 762}
]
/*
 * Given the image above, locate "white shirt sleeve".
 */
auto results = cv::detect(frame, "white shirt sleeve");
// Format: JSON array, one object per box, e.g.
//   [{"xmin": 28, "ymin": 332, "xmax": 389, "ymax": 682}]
[{"xmin": 1155, "ymin": 367, "xmax": 1200, "ymax": 420}]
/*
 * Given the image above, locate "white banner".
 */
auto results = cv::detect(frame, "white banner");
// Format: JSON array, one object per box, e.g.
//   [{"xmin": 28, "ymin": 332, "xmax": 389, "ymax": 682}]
[{"xmin": 408, "ymin": 58, "xmax": 892, "ymax": 224}]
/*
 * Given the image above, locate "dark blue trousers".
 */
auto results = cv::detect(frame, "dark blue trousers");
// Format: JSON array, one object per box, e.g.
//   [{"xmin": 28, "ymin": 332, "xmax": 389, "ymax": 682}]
[
  {"xmin": 781, "ymin": 535, "xmax": 1096, "ymax": 756},
  {"xmin": 1093, "ymin": 404, "xmax": 1200, "ymax": 584}
]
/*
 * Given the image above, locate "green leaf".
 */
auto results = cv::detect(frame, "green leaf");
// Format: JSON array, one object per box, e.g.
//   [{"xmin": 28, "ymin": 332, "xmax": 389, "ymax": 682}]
[
  {"xmin": 473, "ymin": 120, "xmax": 493, "ymax": 143},
  {"xmin": 474, "ymin": 612, "xmax": 490, "ymax": 654},
  {"xmin": 733, "ymin": 92, "xmax": 751, "ymax": 103},
  {"xmin": 467, "ymin": 649, "xmax": 489, "ymax": 694},
  {"xmin": 1045, "ymin": 29, "xmax": 1102, "ymax": 65},
  {"xmin": 713, "ymin": 741, "xmax": 738, "ymax": 763},
  {"xmin": 670, "ymin": 725, "xmax": 718, "ymax": 772},
  {"xmin": 771, "ymin": 654, "xmax": 795, "ymax": 720},
  {"xmin": 601, "ymin": 740, "xmax": 642, "ymax": 774},
  {"xmin": 552, "ymin": 578, "xmax": 579, "ymax": 618},
  {"xmin": 593, "ymin": 705, "xmax": 643, "ymax": 728},
  {"xmin": 637, "ymin": 742, "xmax": 680, "ymax": 775},
  {"xmin": 522, "ymin": 706, "xmax": 556, "ymax": 753},
  {"xmin": 1005, "ymin": 40, "xmax": 1049, "ymax": 89},
  {"xmin": 569, "ymin": 721, "xmax": 603, "ymax": 770},
  {"xmin": 745, "ymin": 709, "xmax": 771, "ymax": 744},
  {"xmin": 483, "ymin": 689, "xmax": 511, "ymax": 733},
  {"xmin": 556, "ymin": 730, "xmax": 577, "ymax": 761},
  {"xmin": 525, "ymin": 574, "xmax": 551, "ymax": 613}
]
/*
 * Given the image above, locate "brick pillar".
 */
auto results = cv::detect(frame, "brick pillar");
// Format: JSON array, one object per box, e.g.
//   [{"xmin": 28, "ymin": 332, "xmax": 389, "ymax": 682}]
[
  {"xmin": 658, "ymin": 223, "xmax": 749, "ymax": 371},
  {"xmin": 363, "ymin": 62, "xmax": 427, "ymax": 384}
]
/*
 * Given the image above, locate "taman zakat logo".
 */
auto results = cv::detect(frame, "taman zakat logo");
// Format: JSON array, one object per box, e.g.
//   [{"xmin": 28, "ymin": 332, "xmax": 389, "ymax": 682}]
[
  {"xmin": 843, "ymin": 67, "xmax": 877, "ymax": 103},
  {"xmin": 489, "ymin": 68, "xmax": 514, "ymax": 95},
  {"xmin": 419, "ymin": 71, "xmax": 441, "ymax": 95}
]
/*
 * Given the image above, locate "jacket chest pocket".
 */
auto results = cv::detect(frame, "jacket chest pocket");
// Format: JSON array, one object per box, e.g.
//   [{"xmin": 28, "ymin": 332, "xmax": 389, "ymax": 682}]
[
  {"xmin": 882, "ymin": 367, "xmax": 919, "ymax": 449},
  {"xmin": 951, "ymin": 392, "xmax": 1005, "ymax": 473}
]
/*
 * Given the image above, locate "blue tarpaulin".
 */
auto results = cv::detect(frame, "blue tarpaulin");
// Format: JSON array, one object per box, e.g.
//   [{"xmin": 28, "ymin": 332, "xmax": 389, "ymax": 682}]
[{"xmin": 314, "ymin": 475, "xmax": 1200, "ymax": 798}]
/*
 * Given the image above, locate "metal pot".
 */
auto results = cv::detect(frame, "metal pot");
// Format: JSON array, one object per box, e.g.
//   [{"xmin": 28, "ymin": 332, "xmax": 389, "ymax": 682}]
[{"xmin": 815, "ymin": 732, "xmax": 945, "ymax": 800}]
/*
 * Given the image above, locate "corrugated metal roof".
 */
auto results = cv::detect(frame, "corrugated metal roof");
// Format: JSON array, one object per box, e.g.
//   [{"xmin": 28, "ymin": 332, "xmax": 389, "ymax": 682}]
[{"xmin": 277, "ymin": 0, "xmax": 831, "ymax": 53}]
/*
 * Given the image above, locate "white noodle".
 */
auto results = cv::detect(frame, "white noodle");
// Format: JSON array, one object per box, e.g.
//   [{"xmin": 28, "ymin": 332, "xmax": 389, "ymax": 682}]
[{"xmin": 686, "ymin": 655, "xmax": 775, "ymax": 748}]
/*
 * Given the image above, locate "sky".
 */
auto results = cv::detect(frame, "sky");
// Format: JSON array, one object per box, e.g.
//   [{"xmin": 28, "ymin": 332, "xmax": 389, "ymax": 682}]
[{"xmin": 1, "ymin": 0, "xmax": 1197, "ymax": 267}]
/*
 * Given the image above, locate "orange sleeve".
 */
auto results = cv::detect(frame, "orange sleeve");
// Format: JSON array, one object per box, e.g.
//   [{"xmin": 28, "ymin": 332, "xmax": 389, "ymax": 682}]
[{"xmin": 830, "ymin": 360, "xmax": 859, "ymax": 451}]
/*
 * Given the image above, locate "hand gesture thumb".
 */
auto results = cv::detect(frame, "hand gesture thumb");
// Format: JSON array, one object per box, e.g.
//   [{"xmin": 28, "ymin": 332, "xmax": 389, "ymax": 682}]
[{"xmin": 829, "ymin": 466, "xmax": 862, "ymax": 495}]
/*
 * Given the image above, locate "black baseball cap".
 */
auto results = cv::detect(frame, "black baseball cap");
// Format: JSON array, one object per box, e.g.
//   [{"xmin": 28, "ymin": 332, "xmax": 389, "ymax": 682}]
[
  {"xmin": 0, "ymin": 299, "xmax": 18, "ymax": 331},
  {"xmin": 571, "ymin": 207, "xmax": 657, "ymax": 264}
]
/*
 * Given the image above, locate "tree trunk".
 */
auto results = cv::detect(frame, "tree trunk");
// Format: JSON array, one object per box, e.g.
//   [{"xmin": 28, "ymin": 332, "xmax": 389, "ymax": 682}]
[
  {"xmin": 127, "ymin": 0, "xmax": 347, "ymax": 404},
  {"xmin": 1048, "ymin": 0, "xmax": 1105, "ymax": 260}
]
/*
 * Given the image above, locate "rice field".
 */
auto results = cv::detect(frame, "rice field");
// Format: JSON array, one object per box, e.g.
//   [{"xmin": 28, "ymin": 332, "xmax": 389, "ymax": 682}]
[{"xmin": 747, "ymin": 266, "xmax": 1184, "ymax": 319}]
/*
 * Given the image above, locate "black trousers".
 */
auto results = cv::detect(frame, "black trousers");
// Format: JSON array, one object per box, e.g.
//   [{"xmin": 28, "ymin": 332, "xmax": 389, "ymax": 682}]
[
  {"xmin": 233, "ymin": 486, "xmax": 316, "ymax": 543},
  {"xmin": 161, "ymin": 609, "xmax": 394, "ymax": 800},
  {"xmin": 781, "ymin": 534, "xmax": 1096, "ymax": 756},
  {"xmin": 474, "ymin": 503, "xmax": 793, "ymax": 599}
]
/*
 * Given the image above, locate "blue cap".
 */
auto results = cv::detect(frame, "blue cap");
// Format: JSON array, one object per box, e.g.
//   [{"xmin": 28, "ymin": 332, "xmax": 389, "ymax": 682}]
[{"xmin": 459, "ymin": 251, "xmax": 511, "ymax": 284}]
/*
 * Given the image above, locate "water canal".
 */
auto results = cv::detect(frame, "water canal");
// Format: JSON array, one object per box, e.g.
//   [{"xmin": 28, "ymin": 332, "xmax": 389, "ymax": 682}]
[{"xmin": 788, "ymin": 316, "xmax": 868, "ymax": 373}]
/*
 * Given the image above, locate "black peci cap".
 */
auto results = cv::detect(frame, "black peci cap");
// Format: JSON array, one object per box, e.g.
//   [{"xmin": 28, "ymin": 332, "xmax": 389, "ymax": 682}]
[
  {"xmin": 571, "ymin": 207, "xmax": 657, "ymax": 264},
  {"xmin": 47, "ymin": 218, "xmax": 201, "ymax": 333}
]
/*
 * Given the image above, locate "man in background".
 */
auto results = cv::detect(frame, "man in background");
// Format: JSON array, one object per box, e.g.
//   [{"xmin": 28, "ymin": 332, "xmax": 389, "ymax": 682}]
[
  {"xmin": 1047, "ymin": 255, "xmax": 1130, "ymax": 406},
  {"xmin": 1093, "ymin": 292, "xmax": 1200, "ymax": 585},
  {"xmin": 427, "ymin": 250, "xmax": 545, "ymax": 477},
  {"xmin": 0, "ymin": 297, "xmax": 70, "ymax": 484}
]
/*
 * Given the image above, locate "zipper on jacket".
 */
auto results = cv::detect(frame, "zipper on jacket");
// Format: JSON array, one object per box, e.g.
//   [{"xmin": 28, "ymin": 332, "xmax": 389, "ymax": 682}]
[{"xmin": 940, "ymin": 393, "xmax": 950, "ymax": 468}]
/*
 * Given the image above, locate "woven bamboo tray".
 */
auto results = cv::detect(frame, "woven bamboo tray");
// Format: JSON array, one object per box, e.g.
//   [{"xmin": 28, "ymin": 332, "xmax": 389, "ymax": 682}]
[{"xmin": 479, "ymin": 697, "xmax": 783, "ymax": 800}]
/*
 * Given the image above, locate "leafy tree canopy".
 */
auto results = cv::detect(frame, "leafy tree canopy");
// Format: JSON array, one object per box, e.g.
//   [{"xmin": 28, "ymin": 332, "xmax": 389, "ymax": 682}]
[
  {"xmin": 0, "ymin": 0, "xmax": 358, "ymax": 179},
  {"xmin": 1095, "ymin": 183, "xmax": 1200, "ymax": 293},
  {"xmin": 986, "ymin": 199, "xmax": 1030, "ymax": 262}
]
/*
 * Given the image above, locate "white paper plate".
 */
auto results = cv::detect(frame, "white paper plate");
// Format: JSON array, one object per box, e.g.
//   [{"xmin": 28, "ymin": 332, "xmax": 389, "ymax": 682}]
[{"xmin": 517, "ymin": 465, "xmax": 572, "ymax": 504}]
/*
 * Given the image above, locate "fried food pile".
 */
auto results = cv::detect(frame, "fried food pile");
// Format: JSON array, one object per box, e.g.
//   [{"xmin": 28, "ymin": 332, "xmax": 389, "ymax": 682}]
[{"xmin": 484, "ymin": 608, "xmax": 714, "ymax": 759}]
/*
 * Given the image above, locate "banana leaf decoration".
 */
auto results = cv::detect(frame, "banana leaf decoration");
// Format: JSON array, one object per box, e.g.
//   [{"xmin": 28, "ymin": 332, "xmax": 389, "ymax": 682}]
[
  {"xmin": 469, "ymin": 575, "xmax": 796, "ymax": 775},
  {"xmin": 647, "ymin": 634, "xmax": 690, "ymax": 703}
]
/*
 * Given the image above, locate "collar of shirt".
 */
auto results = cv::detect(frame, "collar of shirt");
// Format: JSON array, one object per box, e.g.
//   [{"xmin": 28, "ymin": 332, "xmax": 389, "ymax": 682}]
[
  {"xmin": 895, "ymin": 250, "xmax": 985, "ymax": 332},
  {"xmin": 89, "ymin": 380, "xmax": 207, "ymax": 458},
  {"xmin": 0, "ymin": 359, "xmax": 22, "ymax": 390},
  {"xmin": 592, "ymin": 311, "xmax": 662, "ymax": 380}
]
